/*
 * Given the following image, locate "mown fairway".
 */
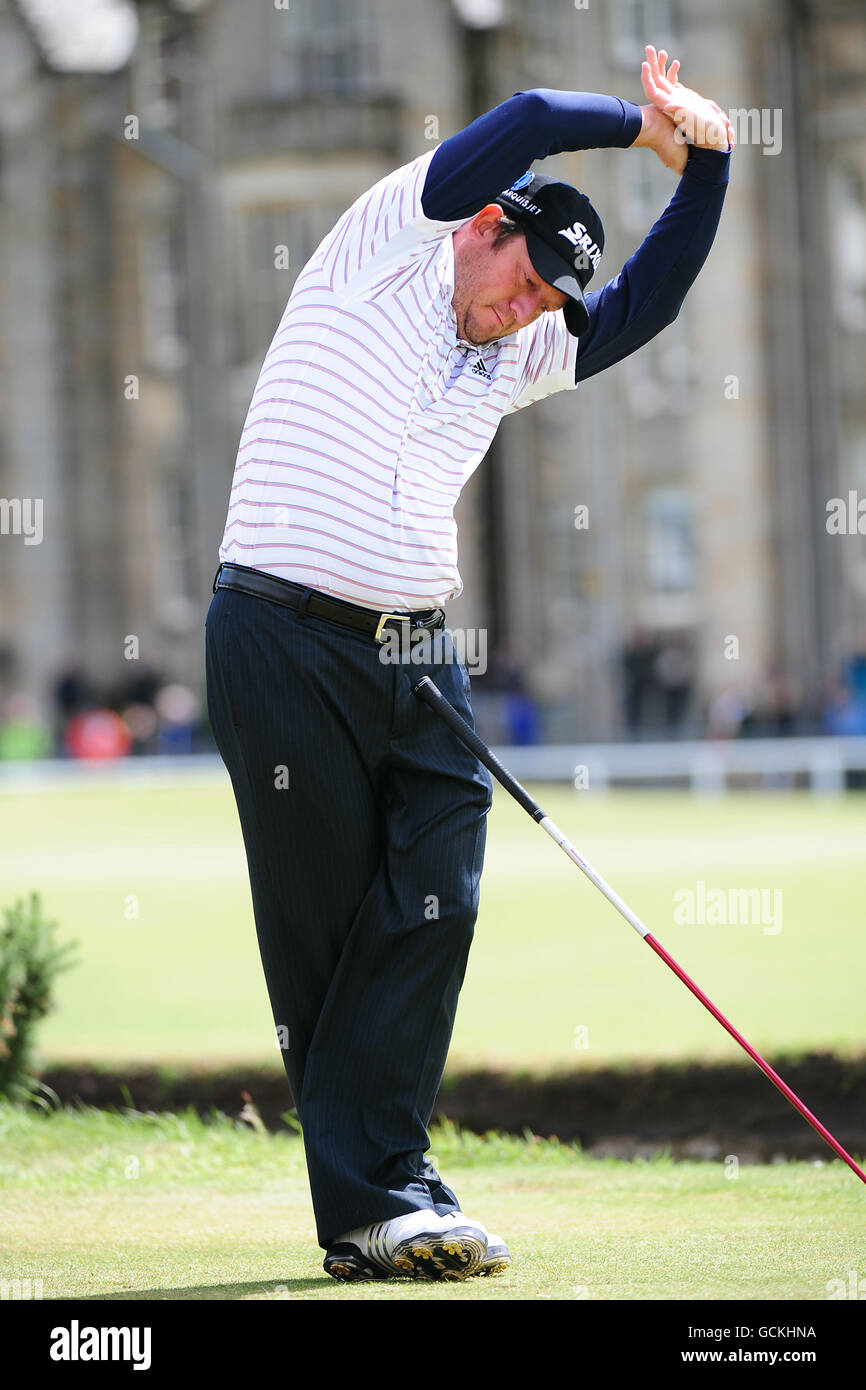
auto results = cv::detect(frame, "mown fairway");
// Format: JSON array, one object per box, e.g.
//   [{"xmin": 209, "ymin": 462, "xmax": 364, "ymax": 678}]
[
  {"xmin": 1, "ymin": 774, "xmax": 863, "ymax": 1071},
  {"xmin": 1, "ymin": 1106, "xmax": 863, "ymax": 1301}
]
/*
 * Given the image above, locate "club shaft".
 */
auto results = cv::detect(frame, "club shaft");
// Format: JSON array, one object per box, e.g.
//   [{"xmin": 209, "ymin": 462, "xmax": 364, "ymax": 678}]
[
  {"xmin": 642, "ymin": 934, "xmax": 866, "ymax": 1184},
  {"xmin": 537, "ymin": 814, "xmax": 650, "ymax": 938},
  {"xmin": 412, "ymin": 674, "xmax": 866, "ymax": 1186}
]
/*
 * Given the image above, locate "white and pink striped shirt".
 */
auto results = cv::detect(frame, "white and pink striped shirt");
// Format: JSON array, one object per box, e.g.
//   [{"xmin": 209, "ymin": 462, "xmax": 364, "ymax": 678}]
[{"xmin": 218, "ymin": 147, "xmax": 578, "ymax": 610}]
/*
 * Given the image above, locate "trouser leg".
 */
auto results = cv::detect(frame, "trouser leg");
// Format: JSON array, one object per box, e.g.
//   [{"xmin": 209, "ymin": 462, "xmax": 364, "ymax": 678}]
[
  {"xmin": 204, "ymin": 586, "xmax": 383, "ymax": 1109},
  {"xmin": 205, "ymin": 590, "xmax": 492, "ymax": 1247},
  {"xmin": 301, "ymin": 647, "xmax": 492, "ymax": 1244}
]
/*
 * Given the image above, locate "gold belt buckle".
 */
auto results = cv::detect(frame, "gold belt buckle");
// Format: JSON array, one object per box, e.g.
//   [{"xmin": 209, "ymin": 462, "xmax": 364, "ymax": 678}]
[{"xmin": 374, "ymin": 612, "xmax": 410, "ymax": 643}]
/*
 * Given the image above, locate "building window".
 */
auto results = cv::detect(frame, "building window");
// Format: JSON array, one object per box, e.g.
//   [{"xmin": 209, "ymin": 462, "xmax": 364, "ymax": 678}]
[
  {"xmin": 829, "ymin": 163, "xmax": 866, "ymax": 334},
  {"xmin": 130, "ymin": 10, "xmax": 182, "ymax": 128},
  {"xmin": 520, "ymin": 0, "xmax": 574, "ymax": 84},
  {"xmin": 623, "ymin": 315, "xmax": 693, "ymax": 419},
  {"xmin": 609, "ymin": 0, "xmax": 679, "ymax": 71},
  {"xmin": 268, "ymin": 0, "xmax": 379, "ymax": 98},
  {"xmin": 230, "ymin": 200, "xmax": 347, "ymax": 365},
  {"xmin": 140, "ymin": 224, "xmax": 187, "ymax": 373},
  {"xmin": 643, "ymin": 486, "xmax": 695, "ymax": 594},
  {"xmin": 618, "ymin": 150, "xmax": 673, "ymax": 236}
]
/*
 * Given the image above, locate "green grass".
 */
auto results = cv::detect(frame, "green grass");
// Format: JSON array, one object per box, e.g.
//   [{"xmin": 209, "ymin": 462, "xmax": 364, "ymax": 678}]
[
  {"xmin": 0, "ymin": 1104, "xmax": 862, "ymax": 1301},
  {"xmin": 0, "ymin": 780, "xmax": 864, "ymax": 1070}
]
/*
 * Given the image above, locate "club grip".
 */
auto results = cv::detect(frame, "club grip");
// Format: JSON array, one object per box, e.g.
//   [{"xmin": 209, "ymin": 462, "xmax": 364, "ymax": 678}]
[{"xmin": 411, "ymin": 675, "xmax": 544, "ymax": 821}]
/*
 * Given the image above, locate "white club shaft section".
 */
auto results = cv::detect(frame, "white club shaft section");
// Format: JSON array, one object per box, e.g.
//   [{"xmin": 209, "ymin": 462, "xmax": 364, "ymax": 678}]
[{"xmin": 538, "ymin": 815, "xmax": 650, "ymax": 939}]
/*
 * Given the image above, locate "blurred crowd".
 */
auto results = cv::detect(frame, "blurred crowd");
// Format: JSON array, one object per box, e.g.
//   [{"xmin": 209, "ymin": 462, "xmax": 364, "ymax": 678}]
[
  {"xmin": 621, "ymin": 634, "xmax": 866, "ymax": 741},
  {"xmin": 627, "ymin": 637, "xmax": 866, "ymax": 740},
  {"xmin": 1, "ymin": 646, "xmax": 866, "ymax": 761},
  {"xmin": 0, "ymin": 661, "xmax": 207, "ymax": 761},
  {"xmin": 469, "ymin": 634, "xmax": 866, "ymax": 746}
]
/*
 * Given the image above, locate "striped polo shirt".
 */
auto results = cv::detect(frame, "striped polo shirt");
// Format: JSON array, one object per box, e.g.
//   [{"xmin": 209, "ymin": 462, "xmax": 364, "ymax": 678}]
[{"xmin": 218, "ymin": 146, "xmax": 578, "ymax": 610}]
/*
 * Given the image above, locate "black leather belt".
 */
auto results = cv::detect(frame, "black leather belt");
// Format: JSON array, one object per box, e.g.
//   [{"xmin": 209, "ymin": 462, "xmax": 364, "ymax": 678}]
[{"xmin": 213, "ymin": 563, "xmax": 447, "ymax": 644}]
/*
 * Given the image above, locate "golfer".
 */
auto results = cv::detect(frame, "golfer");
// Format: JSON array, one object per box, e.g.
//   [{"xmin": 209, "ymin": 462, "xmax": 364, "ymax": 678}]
[{"xmin": 205, "ymin": 46, "xmax": 732, "ymax": 1281}]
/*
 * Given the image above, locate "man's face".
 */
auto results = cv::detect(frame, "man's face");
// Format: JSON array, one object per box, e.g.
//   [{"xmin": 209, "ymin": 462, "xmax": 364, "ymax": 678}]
[{"xmin": 451, "ymin": 209, "xmax": 570, "ymax": 346}]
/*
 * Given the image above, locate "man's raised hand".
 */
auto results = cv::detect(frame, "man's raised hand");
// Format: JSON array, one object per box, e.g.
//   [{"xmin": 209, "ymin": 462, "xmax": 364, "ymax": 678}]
[{"xmin": 641, "ymin": 44, "xmax": 734, "ymax": 153}]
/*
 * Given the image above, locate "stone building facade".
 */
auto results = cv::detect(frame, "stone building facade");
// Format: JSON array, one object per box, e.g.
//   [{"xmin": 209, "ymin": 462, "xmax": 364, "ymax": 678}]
[{"xmin": 0, "ymin": 0, "xmax": 863, "ymax": 741}]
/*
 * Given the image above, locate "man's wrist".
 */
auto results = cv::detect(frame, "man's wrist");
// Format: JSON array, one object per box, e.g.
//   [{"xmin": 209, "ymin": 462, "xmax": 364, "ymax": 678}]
[
  {"xmin": 631, "ymin": 103, "xmax": 648, "ymax": 146},
  {"xmin": 632, "ymin": 103, "xmax": 732, "ymax": 173},
  {"xmin": 631, "ymin": 103, "xmax": 663, "ymax": 151}
]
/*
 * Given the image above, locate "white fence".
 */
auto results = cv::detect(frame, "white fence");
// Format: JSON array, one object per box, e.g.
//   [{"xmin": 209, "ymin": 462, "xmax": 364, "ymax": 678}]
[
  {"xmin": 2, "ymin": 737, "xmax": 866, "ymax": 794},
  {"xmin": 497, "ymin": 736, "xmax": 866, "ymax": 794}
]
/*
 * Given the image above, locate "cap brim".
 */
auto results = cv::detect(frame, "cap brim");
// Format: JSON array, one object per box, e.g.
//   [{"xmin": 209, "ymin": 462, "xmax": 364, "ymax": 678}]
[{"xmin": 524, "ymin": 228, "xmax": 589, "ymax": 337}]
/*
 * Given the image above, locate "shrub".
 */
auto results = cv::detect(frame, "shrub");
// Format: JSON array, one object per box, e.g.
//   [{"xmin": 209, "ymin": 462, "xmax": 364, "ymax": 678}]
[{"xmin": 0, "ymin": 892, "xmax": 78, "ymax": 1102}]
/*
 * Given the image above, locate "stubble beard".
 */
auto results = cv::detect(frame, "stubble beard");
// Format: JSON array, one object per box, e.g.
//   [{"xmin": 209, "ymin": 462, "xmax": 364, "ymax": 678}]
[
  {"xmin": 452, "ymin": 246, "xmax": 508, "ymax": 347},
  {"xmin": 460, "ymin": 308, "xmax": 501, "ymax": 347}
]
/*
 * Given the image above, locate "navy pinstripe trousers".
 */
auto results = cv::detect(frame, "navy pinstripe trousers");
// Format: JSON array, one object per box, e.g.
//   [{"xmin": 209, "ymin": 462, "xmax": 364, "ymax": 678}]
[{"xmin": 204, "ymin": 580, "xmax": 493, "ymax": 1246}]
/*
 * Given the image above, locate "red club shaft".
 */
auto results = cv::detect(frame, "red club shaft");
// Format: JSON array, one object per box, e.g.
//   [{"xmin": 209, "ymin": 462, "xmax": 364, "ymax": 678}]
[
  {"xmin": 644, "ymin": 933, "xmax": 866, "ymax": 1185},
  {"xmin": 410, "ymin": 675, "xmax": 866, "ymax": 1187}
]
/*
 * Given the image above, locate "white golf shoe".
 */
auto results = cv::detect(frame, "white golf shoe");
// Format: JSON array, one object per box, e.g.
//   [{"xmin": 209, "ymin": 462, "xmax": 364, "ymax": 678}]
[
  {"xmin": 437, "ymin": 1213, "xmax": 512, "ymax": 1276},
  {"xmin": 324, "ymin": 1209, "xmax": 489, "ymax": 1282}
]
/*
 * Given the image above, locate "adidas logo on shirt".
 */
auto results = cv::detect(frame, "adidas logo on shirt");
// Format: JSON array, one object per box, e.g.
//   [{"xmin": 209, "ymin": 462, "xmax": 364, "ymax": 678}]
[{"xmin": 471, "ymin": 355, "xmax": 491, "ymax": 381}]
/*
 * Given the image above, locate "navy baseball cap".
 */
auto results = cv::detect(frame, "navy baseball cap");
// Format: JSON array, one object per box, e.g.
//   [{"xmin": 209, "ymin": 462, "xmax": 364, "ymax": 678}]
[{"xmin": 494, "ymin": 171, "xmax": 604, "ymax": 336}]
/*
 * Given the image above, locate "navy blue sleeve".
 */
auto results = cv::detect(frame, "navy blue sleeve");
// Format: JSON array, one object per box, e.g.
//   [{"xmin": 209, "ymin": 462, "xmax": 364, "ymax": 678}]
[
  {"xmin": 421, "ymin": 89, "xmax": 643, "ymax": 222},
  {"xmin": 574, "ymin": 143, "xmax": 731, "ymax": 383}
]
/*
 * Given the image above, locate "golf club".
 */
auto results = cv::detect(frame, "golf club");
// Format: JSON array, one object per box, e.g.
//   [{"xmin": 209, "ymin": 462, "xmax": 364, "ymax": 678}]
[{"xmin": 412, "ymin": 673, "xmax": 866, "ymax": 1187}]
